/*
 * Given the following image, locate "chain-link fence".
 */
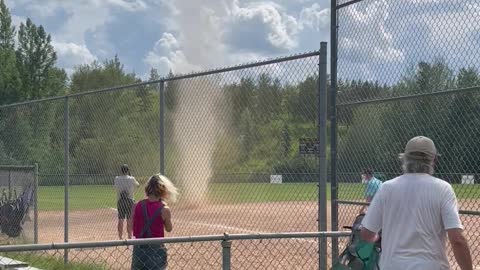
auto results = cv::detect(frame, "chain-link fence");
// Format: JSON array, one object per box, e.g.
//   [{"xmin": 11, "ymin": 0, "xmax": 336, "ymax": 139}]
[
  {"xmin": 332, "ymin": 0, "xmax": 480, "ymax": 268},
  {"xmin": 0, "ymin": 232, "xmax": 350, "ymax": 270},
  {"xmin": 0, "ymin": 50, "xmax": 332, "ymax": 256}
]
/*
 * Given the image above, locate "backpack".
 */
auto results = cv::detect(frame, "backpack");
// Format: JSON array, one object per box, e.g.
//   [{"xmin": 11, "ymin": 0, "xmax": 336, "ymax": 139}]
[{"xmin": 331, "ymin": 214, "xmax": 381, "ymax": 270}]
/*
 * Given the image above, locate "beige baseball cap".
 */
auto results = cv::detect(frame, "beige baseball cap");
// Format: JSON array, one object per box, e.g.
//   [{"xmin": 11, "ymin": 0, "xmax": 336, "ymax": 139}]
[{"xmin": 402, "ymin": 136, "xmax": 439, "ymax": 158}]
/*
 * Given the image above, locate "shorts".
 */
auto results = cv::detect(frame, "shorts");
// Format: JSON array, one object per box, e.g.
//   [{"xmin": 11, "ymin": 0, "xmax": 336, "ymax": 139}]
[
  {"xmin": 117, "ymin": 198, "xmax": 134, "ymax": 219},
  {"xmin": 131, "ymin": 244, "xmax": 167, "ymax": 270}
]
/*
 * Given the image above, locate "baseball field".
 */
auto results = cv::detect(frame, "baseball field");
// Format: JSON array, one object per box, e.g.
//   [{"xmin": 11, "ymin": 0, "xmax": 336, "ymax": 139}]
[
  {"xmin": 21, "ymin": 182, "xmax": 336, "ymax": 269},
  {"xmin": 13, "ymin": 182, "xmax": 479, "ymax": 269}
]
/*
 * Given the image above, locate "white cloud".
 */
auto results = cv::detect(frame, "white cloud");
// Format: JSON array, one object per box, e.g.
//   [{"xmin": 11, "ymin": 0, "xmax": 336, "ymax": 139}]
[
  {"xmin": 228, "ymin": 1, "xmax": 299, "ymax": 51},
  {"xmin": 336, "ymin": 0, "xmax": 480, "ymax": 84},
  {"xmin": 339, "ymin": 0, "xmax": 404, "ymax": 63},
  {"xmin": 8, "ymin": 0, "xmax": 153, "ymax": 74},
  {"xmin": 16, "ymin": 0, "xmax": 147, "ymax": 17},
  {"xmin": 7, "ymin": 0, "xmax": 110, "ymax": 44},
  {"xmin": 144, "ymin": 0, "xmax": 310, "ymax": 77},
  {"xmin": 414, "ymin": 1, "xmax": 480, "ymax": 68},
  {"xmin": 227, "ymin": 51, "xmax": 265, "ymax": 65},
  {"xmin": 11, "ymin": 1, "xmax": 150, "ymax": 47},
  {"xmin": 373, "ymin": 47, "xmax": 405, "ymax": 62},
  {"xmin": 156, "ymin": 32, "xmax": 179, "ymax": 51},
  {"xmin": 55, "ymin": 2, "xmax": 111, "ymax": 45},
  {"xmin": 299, "ymin": 4, "xmax": 330, "ymax": 31},
  {"xmin": 158, "ymin": 0, "xmax": 179, "ymax": 15},
  {"xmin": 144, "ymin": 0, "xmax": 228, "ymax": 76},
  {"xmin": 53, "ymin": 42, "xmax": 97, "ymax": 63},
  {"xmin": 105, "ymin": 0, "xmax": 147, "ymax": 12},
  {"xmin": 172, "ymin": 1, "xmax": 228, "ymax": 69},
  {"xmin": 11, "ymin": 0, "xmax": 329, "ymax": 79},
  {"xmin": 144, "ymin": 32, "xmax": 199, "ymax": 75},
  {"xmin": 52, "ymin": 42, "xmax": 97, "ymax": 75}
]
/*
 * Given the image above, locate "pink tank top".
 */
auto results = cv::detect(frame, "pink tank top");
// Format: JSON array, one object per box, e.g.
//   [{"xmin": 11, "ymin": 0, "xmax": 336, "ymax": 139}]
[{"xmin": 133, "ymin": 200, "xmax": 165, "ymax": 238}]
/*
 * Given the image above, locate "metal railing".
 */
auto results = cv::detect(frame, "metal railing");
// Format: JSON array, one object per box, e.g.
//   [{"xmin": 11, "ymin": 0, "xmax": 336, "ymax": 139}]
[{"xmin": 0, "ymin": 232, "xmax": 351, "ymax": 270}]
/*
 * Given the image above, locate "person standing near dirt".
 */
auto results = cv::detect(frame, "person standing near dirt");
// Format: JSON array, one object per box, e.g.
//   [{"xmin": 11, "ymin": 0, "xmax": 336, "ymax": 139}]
[
  {"xmin": 114, "ymin": 164, "xmax": 139, "ymax": 240},
  {"xmin": 359, "ymin": 168, "xmax": 382, "ymax": 214},
  {"xmin": 131, "ymin": 174, "xmax": 178, "ymax": 270},
  {"xmin": 360, "ymin": 136, "xmax": 472, "ymax": 270}
]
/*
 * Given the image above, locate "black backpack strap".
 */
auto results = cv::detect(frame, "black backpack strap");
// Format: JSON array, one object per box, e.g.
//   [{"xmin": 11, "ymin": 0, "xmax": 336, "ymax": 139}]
[{"xmin": 139, "ymin": 200, "xmax": 164, "ymax": 238}]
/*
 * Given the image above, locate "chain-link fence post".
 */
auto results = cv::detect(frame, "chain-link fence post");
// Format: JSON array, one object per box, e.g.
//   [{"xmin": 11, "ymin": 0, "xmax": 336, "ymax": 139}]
[
  {"xmin": 63, "ymin": 96, "xmax": 70, "ymax": 264},
  {"xmin": 34, "ymin": 163, "xmax": 38, "ymax": 244},
  {"xmin": 318, "ymin": 42, "xmax": 328, "ymax": 270},
  {"xmin": 159, "ymin": 80, "xmax": 165, "ymax": 175},
  {"xmin": 330, "ymin": 0, "xmax": 339, "ymax": 262},
  {"xmin": 8, "ymin": 169, "xmax": 11, "ymax": 200},
  {"xmin": 222, "ymin": 234, "xmax": 232, "ymax": 270}
]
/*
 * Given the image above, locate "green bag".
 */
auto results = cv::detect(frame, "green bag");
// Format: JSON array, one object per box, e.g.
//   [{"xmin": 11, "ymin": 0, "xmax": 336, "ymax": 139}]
[
  {"xmin": 331, "ymin": 214, "xmax": 381, "ymax": 270},
  {"xmin": 356, "ymin": 240, "xmax": 380, "ymax": 270},
  {"xmin": 331, "ymin": 240, "xmax": 380, "ymax": 270}
]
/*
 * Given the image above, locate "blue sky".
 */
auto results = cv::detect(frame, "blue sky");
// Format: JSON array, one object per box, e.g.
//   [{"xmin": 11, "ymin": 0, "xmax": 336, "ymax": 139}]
[
  {"xmin": 6, "ymin": 0, "xmax": 480, "ymax": 84},
  {"xmin": 6, "ymin": 0, "xmax": 330, "ymax": 79}
]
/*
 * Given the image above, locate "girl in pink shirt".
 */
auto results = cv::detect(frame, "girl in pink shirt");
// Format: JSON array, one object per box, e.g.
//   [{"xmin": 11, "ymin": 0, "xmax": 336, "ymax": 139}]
[{"xmin": 131, "ymin": 174, "xmax": 178, "ymax": 270}]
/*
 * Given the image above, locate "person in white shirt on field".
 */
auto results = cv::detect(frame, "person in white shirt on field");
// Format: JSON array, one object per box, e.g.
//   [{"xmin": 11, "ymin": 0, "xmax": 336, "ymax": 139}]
[
  {"xmin": 360, "ymin": 136, "xmax": 472, "ymax": 270},
  {"xmin": 114, "ymin": 164, "xmax": 139, "ymax": 239}
]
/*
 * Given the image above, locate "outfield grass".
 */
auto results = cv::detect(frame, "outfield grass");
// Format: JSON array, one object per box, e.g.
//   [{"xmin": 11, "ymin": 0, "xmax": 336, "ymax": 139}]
[
  {"xmin": 37, "ymin": 185, "xmax": 145, "ymax": 211},
  {"xmin": 37, "ymin": 183, "xmax": 480, "ymax": 211},
  {"xmin": 208, "ymin": 183, "xmax": 321, "ymax": 203}
]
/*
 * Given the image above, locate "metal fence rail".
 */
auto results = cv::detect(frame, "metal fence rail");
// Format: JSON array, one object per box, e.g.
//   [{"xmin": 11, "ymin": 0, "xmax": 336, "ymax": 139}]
[{"xmin": 0, "ymin": 232, "xmax": 350, "ymax": 270}]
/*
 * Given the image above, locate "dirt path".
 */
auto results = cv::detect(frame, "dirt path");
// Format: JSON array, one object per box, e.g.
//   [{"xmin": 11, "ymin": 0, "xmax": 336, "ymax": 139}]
[{"xmin": 27, "ymin": 201, "xmax": 329, "ymax": 243}]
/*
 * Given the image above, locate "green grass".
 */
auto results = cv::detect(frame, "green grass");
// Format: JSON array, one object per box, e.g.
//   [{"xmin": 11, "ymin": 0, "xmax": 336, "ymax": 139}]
[
  {"xmin": 332, "ymin": 183, "xmax": 480, "ymax": 200},
  {"xmin": 1, "ymin": 253, "xmax": 106, "ymax": 270},
  {"xmin": 451, "ymin": 184, "xmax": 480, "ymax": 200},
  {"xmin": 208, "ymin": 183, "xmax": 321, "ymax": 203},
  {"xmin": 37, "ymin": 183, "xmax": 480, "ymax": 211},
  {"xmin": 38, "ymin": 185, "xmax": 145, "ymax": 211}
]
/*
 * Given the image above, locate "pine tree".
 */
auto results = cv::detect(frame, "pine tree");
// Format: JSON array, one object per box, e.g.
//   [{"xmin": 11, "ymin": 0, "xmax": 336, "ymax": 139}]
[
  {"xmin": 16, "ymin": 18, "xmax": 57, "ymax": 100},
  {"xmin": 0, "ymin": 0, "xmax": 21, "ymax": 104},
  {"xmin": 0, "ymin": 0, "xmax": 15, "ymax": 50}
]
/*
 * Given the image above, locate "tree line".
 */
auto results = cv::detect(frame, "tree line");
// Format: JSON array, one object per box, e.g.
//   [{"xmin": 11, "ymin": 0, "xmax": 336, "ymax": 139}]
[{"xmin": 337, "ymin": 61, "xmax": 480, "ymax": 183}]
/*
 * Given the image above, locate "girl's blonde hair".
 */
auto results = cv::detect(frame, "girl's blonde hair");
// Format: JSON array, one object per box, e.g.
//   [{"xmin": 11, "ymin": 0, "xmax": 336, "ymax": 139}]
[{"xmin": 145, "ymin": 174, "xmax": 179, "ymax": 203}]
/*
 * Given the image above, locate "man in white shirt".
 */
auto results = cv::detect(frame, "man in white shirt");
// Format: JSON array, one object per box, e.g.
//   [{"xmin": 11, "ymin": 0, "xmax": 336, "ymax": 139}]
[
  {"xmin": 114, "ymin": 164, "xmax": 139, "ymax": 239},
  {"xmin": 360, "ymin": 136, "xmax": 472, "ymax": 270}
]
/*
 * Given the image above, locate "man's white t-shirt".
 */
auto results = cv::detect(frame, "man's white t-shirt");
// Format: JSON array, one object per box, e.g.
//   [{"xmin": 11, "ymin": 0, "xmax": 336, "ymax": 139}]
[
  {"xmin": 114, "ymin": 175, "xmax": 139, "ymax": 200},
  {"xmin": 362, "ymin": 173, "xmax": 463, "ymax": 270}
]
